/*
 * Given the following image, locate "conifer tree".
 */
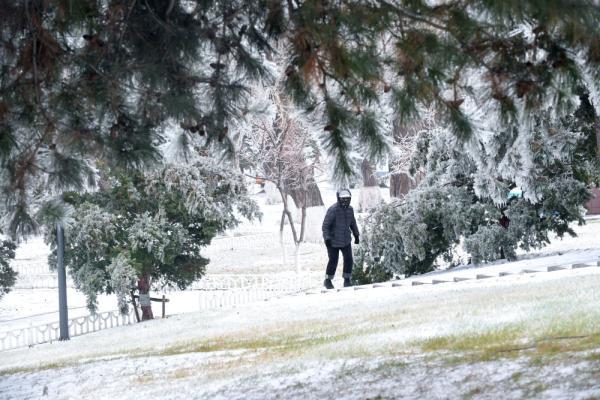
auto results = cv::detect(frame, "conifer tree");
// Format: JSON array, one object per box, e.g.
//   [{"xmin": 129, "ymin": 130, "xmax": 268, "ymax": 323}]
[
  {"xmin": 0, "ymin": 239, "xmax": 17, "ymax": 299},
  {"xmin": 356, "ymin": 92, "xmax": 597, "ymax": 280},
  {"xmin": 50, "ymin": 159, "xmax": 259, "ymax": 319},
  {"xmin": 0, "ymin": 0, "xmax": 275, "ymax": 237},
  {"xmin": 282, "ymin": 0, "xmax": 600, "ymax": 179},
  {"xmin": 1, "ymin": 1, "xmax": 599, "ymax": 238}
]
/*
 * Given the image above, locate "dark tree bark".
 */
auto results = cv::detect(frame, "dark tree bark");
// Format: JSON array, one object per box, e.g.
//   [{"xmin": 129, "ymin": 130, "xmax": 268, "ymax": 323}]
[
  {"xmin": 306, "ymin": 181, "xmax": 324, "ymax": 207},
  {"xmin": 288, "ymin": 164, "xmax": 324, "ymax": 208},
  {"xmin": 289, "ymin": 180, "xmax": 324, "ymax": 208},
  {"xmin": 390, "ymin": 172, "xmax": 416, "ymax": 198},
  {"xmin": 361, "ymin": 158, "xmax": 378, "ymax": 187},
  {"xmin": 595, "ymin": 119, "xmax": 600, "ymax": 159},
  {"xmin": 137, "ymin": 274, "xmax": 154, "ymax": 320}
]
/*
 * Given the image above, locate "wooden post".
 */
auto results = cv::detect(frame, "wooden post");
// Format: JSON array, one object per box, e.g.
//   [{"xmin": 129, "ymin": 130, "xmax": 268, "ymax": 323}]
[
  {"xmin": 130, "ymin": 290, "xmax": 140, "ymax": 323},
  {"xmin": 162, "ymin": 295, "xmax": 166, "ymax": 318}
]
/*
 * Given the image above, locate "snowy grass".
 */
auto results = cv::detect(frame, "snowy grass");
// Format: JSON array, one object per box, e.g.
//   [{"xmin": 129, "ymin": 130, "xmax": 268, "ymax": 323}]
[
  {"xmin": 4, "ymin": 187, "xmax": 600, "ymax": 398},
  {"xmin": 2, "ymin": 268, "xmax": 600, "ymax": 399},
  {"xmin": 419, "ymin": 324, "xmax": 600, "ymax": 364}
]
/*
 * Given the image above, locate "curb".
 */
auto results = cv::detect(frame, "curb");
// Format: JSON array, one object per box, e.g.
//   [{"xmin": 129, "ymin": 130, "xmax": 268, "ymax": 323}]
[{"xmin": 307, "ymin": 260, "xmax": 600, "ymax": 295}]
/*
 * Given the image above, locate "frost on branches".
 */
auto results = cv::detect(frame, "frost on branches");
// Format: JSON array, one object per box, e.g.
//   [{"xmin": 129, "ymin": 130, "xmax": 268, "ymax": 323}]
[
  {"xmin": 0, "ymin": 239, "xmax": 17, "ymax": 299},
  {"xmin": 107, "ymin": 254, "xmax": 137, "ymax": 315},
  {"xmin": 51, "ymin": 159, "xmax": 260, "ymax": 318},
  {"xmin": 356, "ymin": 99, "xmax": 595, "ymax": 281}
]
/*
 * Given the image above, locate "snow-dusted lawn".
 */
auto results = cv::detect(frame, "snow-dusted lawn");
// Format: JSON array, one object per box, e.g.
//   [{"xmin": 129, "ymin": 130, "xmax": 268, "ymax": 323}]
[
  {"xmin": 3, "ymin": 190, "xmax": 600, "ymax": 399},
  {"xmin": 2, "ymin": 265, "xmax": 600, "ymax": 399}
]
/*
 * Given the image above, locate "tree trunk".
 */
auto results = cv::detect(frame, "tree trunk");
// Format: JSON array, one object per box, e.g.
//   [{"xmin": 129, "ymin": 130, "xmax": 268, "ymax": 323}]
[
  {"xmin": 361, "ymin": 158, "xmax": 378, "ymax": 187},
  {"xmin": 305, "ymin": 181, "xmax": 324, "ymax": 207},
  {"xmin": 294, "ymin": 243, "xmax": 300, "ymax": 274},
  {"xmin": 289, "ymin": 180, "xmax": 323, "ymax": 208},
  {"xmin": 137, "ymin": 275, "xmax": 154, "ymax": 321},
  {"xmin": 281, "ymin": 186, "xmax": 307, "ymax": 272},
  {"xmin": 299, "ymin": 205, "xmax": 307, "ymax": 243},
  {"xmin": 596, "ymin": 119, "xmax": 600, "ymax": 160},
  {"xmin": 390, "ymin": 172, "xmax": 416, "ymax": 198},
  {"xmin": 359, "ymin": 159, "xmax": 382, "ymax": 211},
  {"xmin": 280, "ymin": 187, "xmax": 299, "ymax": 244},
  {"xmin": 294, "ymin": 205, "xmax": 306, "ymax": 273},
  {"xmin": 280, "ymin": 210, "xmax": 287, "ymax": 265}
]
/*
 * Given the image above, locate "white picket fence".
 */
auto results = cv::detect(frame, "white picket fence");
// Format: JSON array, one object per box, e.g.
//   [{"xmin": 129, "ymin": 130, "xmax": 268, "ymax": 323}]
[
  {"xmin": 5, "ymin": 240, "xmax": 326, "ymax": 352},
  {"xmin": 194, "ymin": 271, "xmax": 330, "ymax": 311},
  {"xmin": 12, "ymin": 271, "xmax": 321, "ymax": 291},
  {"xmin": 197, "ymin": 289, "xmax": 277, "ymax": 311},
  {"xmin": 193, "ymin": 271, "xmax": 324, "ymax": 311},
  {"xmin": 14, "ymin": 270, "xmax": 306, "ymax": 291},
  {"xmin": 14, "ymin": 273, "xmax": 76, "ymax": 289},
  {"xmin": 207, "ymin": 232, "xmax": 295, "ymax": 252},
  {"xmin": 10, "ymin": 259, "xmax": 75, "ymax": 289},
  {"xmin": 1, "ymin": 271, "xmax": 324, "ymax": 352},
  {"xmin": 190, "ymin": 271, "xmax": 320, "ymax": 291},
  {"xmin": 0, "ymin": 287, "xmax": 300, "ymax": 351},
  {"xmin": 11, "ymin": 259, "xmax": 51, "ymax": 275},
  {"xmin": 0, "ymin": 309, "xmax": 135, "ymax": 351}
]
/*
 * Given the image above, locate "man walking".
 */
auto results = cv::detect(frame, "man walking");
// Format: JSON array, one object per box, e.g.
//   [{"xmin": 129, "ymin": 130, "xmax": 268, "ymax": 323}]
[{"xmin": 322, "ymin": 189, "xmax": 359, "ymax": 289}]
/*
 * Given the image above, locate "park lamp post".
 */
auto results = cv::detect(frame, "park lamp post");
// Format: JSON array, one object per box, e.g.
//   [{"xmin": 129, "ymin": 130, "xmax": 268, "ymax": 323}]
[{"xmin": 56, "ymin": 223, "xmax": 69, "ymax": 341}]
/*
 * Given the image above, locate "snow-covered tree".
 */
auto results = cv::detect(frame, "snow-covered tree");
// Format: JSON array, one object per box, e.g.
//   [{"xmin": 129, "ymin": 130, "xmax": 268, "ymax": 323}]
[
  {"xmin": 49, "ymin": 159, "xmax": 260, "ymax": 319},
  {"xmin": 0, "ymin": 0, "xmax": 273, "ymax": 239},
  {"xmin": 0, "ymin": 239, "xmax": 17, "ymax": 300},
  {"xmin": 3, "ymin": 1, "xmax": 599, "ymax": 240},
  {"xmin": 237, "ymin": 79, "xmax": 324, "ymax": 269},
  {"xmin": 387, "ymin": 104, "xmax": 442, "ymax": 198},
  {"xmin": 283, "ymin": 1, "xmax": 600, "ymax": 183},
  {"xmin": 356, "ymin": 94, "xmax": 597, "ymax": 280}
]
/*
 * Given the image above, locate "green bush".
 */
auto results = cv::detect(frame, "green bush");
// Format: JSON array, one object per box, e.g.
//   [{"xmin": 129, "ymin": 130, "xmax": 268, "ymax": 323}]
[{"xmin": 0, "ymin": 240, "xmax": 17, "ymax": 299}]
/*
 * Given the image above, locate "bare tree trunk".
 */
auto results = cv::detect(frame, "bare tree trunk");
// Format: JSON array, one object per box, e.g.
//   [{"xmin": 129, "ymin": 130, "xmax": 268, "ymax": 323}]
[
  {"xmin": 280, "ymin": 187, "xmax": 299, "ymax": 244},
  {"xmin": 294, "ymin": 243, "xmax": 300, "ymax": 274},
  {"xmin": 280, "ymin": 185, "xmax": 309, "ymax": 272},
  {"xmin": 295, "ymin": 205, "xmax": 307, "ymax": 273},
  {"xmin": 280, "ymin": 210, "xmax": 287, "ymax": 265},
  {"xmin": 390, "ymin": 172, "xmax": 416, "ymax": 198},
  {"xmin": 137, "ymin": 274, "xmax": 153, "ymax": 321},
  {"xmin": 299, "ymin": 205, "xmax": 307, "ymax": 243}
]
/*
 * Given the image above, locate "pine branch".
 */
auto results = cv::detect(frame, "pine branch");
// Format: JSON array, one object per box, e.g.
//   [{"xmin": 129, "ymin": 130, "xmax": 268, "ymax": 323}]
[{"xmin": 378, "ymin": 0, "xmax": 448, "ymax": 32}]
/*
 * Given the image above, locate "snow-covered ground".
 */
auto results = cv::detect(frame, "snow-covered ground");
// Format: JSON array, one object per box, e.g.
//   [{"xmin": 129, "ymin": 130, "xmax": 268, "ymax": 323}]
[
  {"xmin": 1, "ymin": 263, "xmax": 599, "ymax": 399},
  {"xmin": 4, "ymin": 190, "xmax": 600, "ymax": 326},
  {"xmin": 0, "ymin": 184, "xmax": 340, "ymax": 328},
  {"xmin": 2, "ymin": 187, "xmax": 600, "ymax": 399}
]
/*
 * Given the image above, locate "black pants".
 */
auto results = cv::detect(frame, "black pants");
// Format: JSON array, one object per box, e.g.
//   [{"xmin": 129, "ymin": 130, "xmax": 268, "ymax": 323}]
[{"xmin": 325, "ymin": 244, "xmax": 353, "ymax": 279}]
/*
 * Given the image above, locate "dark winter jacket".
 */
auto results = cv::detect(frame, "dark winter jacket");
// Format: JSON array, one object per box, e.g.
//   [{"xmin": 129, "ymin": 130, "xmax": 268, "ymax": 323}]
[{"xmin": 322, "ymin": 203, "xmax": 359, "ymax": 248}]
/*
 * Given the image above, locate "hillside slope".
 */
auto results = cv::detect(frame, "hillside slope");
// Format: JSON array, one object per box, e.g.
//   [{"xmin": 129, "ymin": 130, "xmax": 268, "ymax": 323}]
[{"xmin": 2, "ymin": 263, "xmax": 600, "ymax": 400}]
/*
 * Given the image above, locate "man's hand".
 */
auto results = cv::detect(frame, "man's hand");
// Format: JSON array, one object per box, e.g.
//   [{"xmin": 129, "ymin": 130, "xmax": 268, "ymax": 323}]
[
  {"xmin": 354, "ymin": 236, "xmax": 360, "ymax": 245},
  {"xmin": 325, "ymin": 239, "xmax": 332, "ymax": 247}
]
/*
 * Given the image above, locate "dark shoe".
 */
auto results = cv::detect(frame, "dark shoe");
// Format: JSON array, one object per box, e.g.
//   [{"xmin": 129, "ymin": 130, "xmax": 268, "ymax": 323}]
[
  {"xmin": 344, "ymin": 278, "xmax": 352, "ymax": 287},
  {"xmin": 324, "ymin": 278, "xmax": 334, "ymax": 290}
]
